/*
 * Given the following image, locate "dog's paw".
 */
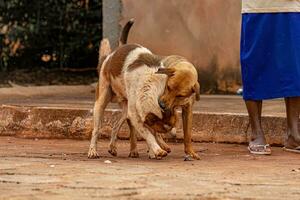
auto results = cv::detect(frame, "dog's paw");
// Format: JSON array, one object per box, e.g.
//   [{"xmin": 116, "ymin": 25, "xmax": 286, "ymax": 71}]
[
  {"xmin": 128, "ymin": 149, "xmax": 139, "ymax": 158},
  {"xmin": 148, "ymin": 148, "xmax": 156, "ymax": 159},
  {"xmin": 163, "ymin": 146, "xmax": 172, "ymax": 153},
  {"xmin": 186, "ymin": 150, "xmax": 200, "ymax": 160},
  {"xmin": 148, "ymin": 148, "xmax": 168, "ymax": 160},
  {"xmin": 88, "ymin": 147, "xmax": 100, "ymax": 159},
  {"xmin": 169, "ymin": 127, "xmax": 177, "ymax": 138},
  {"xmin": 156, "ymin": 149, "xmax": 168, "ymax": 159},
  {"xmin": 108, "ymin": 145, "xmax": 117, "ymax": 157},
  {"xmin": 160, "ymin": 143, "xmax": 171, "ymax": 153}
]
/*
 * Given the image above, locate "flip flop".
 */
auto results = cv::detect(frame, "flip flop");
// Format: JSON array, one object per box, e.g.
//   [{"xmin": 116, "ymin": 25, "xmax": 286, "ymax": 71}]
[
  {"xmin": 248, "ymin": 144, "xmax": 271, "ymax": 155},
  {"xmin": 283, "ymin": 146, "xmax": 300, "ymax": 154}
]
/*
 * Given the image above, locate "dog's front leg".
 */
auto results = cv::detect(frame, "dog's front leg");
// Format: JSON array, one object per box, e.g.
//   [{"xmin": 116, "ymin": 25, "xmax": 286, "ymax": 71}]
[
  {"xmin": 155, "ymin": 133, "xmax": 171, "ymax": 153},
  {"xmin": 108, "ymin": 101, "xmax": 127, "ymax": 156},
  {"xmin": 129, "ymin": 117, "xmax": 167, "ymax": 159},
  {"xmin": 182, "ymin": 101, "xmax": 200, "ymax": 160}
]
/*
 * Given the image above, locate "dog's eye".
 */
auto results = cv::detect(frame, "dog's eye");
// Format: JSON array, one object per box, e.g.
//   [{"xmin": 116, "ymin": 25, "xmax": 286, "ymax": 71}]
[{"xmin": 176, "ymin": 95, "xmax": 185, "ymax": 98}]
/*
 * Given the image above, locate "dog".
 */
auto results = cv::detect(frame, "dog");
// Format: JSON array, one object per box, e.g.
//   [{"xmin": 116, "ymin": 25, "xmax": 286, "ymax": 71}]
[
  {"xmin": 88, "ymin": 19, "xmax": 176, "ymax": 159},
  {"xmin": 156, "ymin": 55, "xmax": 201, "ymax": 159},
  {"xmin": 103, "ymin": 20, "xmax": 201, "ymax": 159},
  {"xmin": 109, "ymin": 56, "xmax": 201, "ymax": 159},
  {"xmin": 107, "ymin": 81, "xmax": 179, "ymax": 158}
]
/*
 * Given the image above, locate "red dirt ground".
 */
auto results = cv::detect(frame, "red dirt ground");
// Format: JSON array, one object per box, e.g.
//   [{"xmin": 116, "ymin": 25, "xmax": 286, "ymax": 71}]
[{"xmin": 0, "ymin": 136, "xmax": 299, "ymax": 200}]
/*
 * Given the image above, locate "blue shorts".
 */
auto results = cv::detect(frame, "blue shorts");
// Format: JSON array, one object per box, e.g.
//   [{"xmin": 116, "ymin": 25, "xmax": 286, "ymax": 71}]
[{"xmin": 240, "ymin": 13, "xmax": 300, "ymax": 100}]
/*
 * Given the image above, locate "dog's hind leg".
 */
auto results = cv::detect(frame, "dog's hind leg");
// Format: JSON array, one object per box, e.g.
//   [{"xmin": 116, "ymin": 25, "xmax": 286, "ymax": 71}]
[
  {"xmin": 108, "ymin": 101, "xmax": 127, "ymax": 156},
  {"xmin": 127, "ymin": 119, "xmax": 139, "ymax": 158},
  {"xmin": 88, "ymin": 81, "xmax": 112, "ymax": 159}
]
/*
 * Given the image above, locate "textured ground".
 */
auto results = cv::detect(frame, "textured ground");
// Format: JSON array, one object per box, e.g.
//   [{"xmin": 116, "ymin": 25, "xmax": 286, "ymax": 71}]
[
  {"xmin": 0, "ymin": 85, "xmax": 286, "ymax": 116},
  {"xmin": 0, "ymin": 136, "xmax": 299, "ymax": 200}
]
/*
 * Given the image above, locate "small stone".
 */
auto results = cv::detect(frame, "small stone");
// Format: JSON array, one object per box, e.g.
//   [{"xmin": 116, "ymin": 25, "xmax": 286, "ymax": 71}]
[
  {"xmin": 184, "ymin": 155, "xmax": 194, "ymax": 161},
  {"xmin": 104, "ymin": 160, "xmax": 112, "ymax": 164},
  {"xmin": 50, "ymin": 165, "xmax": 55, "ymax": 168}
]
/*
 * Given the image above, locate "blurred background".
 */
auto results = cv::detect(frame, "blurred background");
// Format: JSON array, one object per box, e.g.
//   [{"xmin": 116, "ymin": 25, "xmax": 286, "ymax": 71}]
[
  {"xmin": 0, "ymin": 0, "xmax": 102, "ymax": 86},
  {"xmin": 0, "ymin": 0, "xmax": 242, "ymax": 94}
]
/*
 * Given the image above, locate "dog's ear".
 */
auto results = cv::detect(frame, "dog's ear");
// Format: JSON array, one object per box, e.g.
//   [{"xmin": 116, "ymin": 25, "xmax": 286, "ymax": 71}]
[
  {"xmin": 193, "ymin": 82, "xmax": 200, "ymax": 101},
  {"xmin": 155, "ymin": 67, "xmax": 175, "ymax": 77}
]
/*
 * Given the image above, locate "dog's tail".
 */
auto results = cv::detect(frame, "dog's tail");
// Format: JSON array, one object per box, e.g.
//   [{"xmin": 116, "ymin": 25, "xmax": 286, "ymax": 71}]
[
  {"xmin": 97, "ymin": 38, "xmax": 111, "ymax": 74},
  {"xmin": 97, "ymin": 19, "xmax": 134, "ymax": 73},
  {"xmin": 119, "ymin": 18, "xmax": 135, "ymax": 46}
]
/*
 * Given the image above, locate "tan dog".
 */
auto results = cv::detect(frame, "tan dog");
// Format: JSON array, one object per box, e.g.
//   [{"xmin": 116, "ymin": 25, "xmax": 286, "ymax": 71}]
[{"xmin": 156, "ymin": 55, "xmax": 201, "ymax": 159}]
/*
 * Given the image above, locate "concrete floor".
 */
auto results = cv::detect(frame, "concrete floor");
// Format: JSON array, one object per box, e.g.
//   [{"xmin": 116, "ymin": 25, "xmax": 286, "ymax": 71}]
[{"xmin": 0, "ymin": 136, "xmax": 299, "ymax": 200}]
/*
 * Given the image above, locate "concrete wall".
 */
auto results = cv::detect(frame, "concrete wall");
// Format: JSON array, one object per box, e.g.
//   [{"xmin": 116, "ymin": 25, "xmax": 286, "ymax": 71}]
[
  {"xmin": 102, "ymin": 0, "xmax": 122, "ymax": 49},
  {"xmin": 104, "ymin": 0, "xmax": 242, "ymax": 94}
]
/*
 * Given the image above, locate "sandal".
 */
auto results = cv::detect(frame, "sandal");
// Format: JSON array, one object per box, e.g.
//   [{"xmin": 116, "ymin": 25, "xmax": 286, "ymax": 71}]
[
  {"xmin": 283, "ymin": 146, "xmax": 300, "ymax": 154},
  {"xmin": 248, "ymin": 144, "xmax": 271, "ymax": 155}
]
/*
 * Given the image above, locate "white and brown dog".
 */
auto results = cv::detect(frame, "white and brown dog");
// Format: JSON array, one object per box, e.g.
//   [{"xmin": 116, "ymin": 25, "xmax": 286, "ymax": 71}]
[
  {"xmin": 88, "ymin": 19, "xmax": 200, "ymax": 159},
  {"xmin": 109, "ymin": 55, "xmax": 201, "ymax": 159}
]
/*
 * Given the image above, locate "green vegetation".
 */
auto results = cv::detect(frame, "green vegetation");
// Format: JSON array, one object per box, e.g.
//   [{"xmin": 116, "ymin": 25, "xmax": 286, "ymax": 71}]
[{"xmin": 0, "ymin": 0, "xmax": 102, "ymax": 71}]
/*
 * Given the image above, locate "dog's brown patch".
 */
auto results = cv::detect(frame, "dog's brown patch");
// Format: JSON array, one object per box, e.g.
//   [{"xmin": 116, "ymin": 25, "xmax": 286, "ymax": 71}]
[
  {"xmin": 97, "ymin": 55, "xmax": 108, "ymax": 75},
  {"xmin": 103, "ymin": 44, "xmax": 140, "ymax": 79},
  {"xmin": 145, "ymin": 110, "xmax": 177, "ymax": 133},
  {"xmin": 127, "ymin": 53, "xmax": 162, "ymax": 72}
]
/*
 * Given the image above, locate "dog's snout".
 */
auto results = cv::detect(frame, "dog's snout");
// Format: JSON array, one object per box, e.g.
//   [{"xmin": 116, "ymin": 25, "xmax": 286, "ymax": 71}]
[{"xmin": 158, "ymin": 99, "xmax": 167, "ymax": 110}]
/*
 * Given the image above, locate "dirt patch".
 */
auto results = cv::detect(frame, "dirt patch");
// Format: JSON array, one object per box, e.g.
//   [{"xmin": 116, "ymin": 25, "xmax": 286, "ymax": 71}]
[{"xmin": 1, "ymin": 136, "xmax": 300, "ymax": 200}]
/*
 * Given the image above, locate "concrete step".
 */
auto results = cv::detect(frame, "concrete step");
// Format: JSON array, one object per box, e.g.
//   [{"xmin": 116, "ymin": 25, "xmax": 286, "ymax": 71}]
[{"xmin": 0, "ymin": 85, "xmax": 288, "ymax": 145}]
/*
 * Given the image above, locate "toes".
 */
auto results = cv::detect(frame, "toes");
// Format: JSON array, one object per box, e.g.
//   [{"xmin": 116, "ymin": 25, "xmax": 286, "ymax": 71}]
[
  {"xmin": 108, "ymin": 149, "xmax": 117, "ymax": 157},
  {"xmin": 108, "ymin": 144, "xmax": 118, "ymax": 156},
  {"xmin": 128, "ymin": 150, "xmax": 139, "ymax": 158},
  {"xmin": 148, "ymin": 149, "xmax": 156, "ymax": 159},
  {"xmin": 189, "ymin": 152, "xmax": 200, "ymax": 160},
  {"xmin": 159, "ymin": 149, "xmax": 168, "ymax": 157},
  {"xmin": 88, "ymin": 148, "xmax": 100, "ymax": 159},
  {"xmin": 164, "ymin": 147, "xmax": 171, "ymax": 153},
  {"xmin": 185, "ymin": 147, "xmax": 201, "ymax": 160},
  {"xmin": 160, "ymin": 144, "xmax": 171, "ymax": 153},
  {"xmin": 155, "ymin": 149, "xmax": 168, "ymax": 159}
]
